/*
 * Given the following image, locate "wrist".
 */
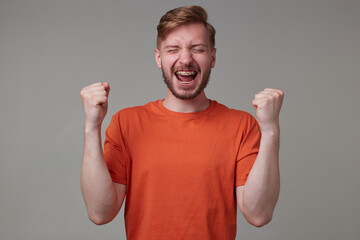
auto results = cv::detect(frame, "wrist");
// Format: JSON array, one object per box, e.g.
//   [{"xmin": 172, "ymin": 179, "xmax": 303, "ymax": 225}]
[
  {"xmin": 84, "ymin": 121, "xmax": 102, "ymax": 133},
  {"xmin": 260, "ymin": 125, "xmax": 280, "ymax": 137}
]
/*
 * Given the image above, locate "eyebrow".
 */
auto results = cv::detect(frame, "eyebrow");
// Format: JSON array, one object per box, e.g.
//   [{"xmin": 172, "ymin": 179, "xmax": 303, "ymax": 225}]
[
  {"xmin": 164, "ymin": 44, "xmax": 208, "ymax": 49},
  {"xmin": 164, "ymin": 45, "xmax": 180, "ymax": 49},
  {"xmin": 191, "ymin": 44, "xmax": 207, "ymax": 48}
]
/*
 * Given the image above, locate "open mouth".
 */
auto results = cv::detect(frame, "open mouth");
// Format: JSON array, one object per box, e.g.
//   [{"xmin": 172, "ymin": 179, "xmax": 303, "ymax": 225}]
[{"xmin": 175, "ymin": 70, "xmax": 198, "ymax": 85}]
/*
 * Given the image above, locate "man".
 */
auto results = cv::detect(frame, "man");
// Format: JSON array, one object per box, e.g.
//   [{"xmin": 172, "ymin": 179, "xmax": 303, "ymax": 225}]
[{"xmin": 80, "ymin": 5, "xmax": 283, "ymax": 240}]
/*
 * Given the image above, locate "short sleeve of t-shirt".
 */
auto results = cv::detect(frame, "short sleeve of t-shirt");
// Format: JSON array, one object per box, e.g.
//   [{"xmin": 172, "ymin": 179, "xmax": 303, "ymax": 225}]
[
  {"xmin": 235, "ymin": 114, "xmax": 261, "ymax": 186},
  {"xmin": 104, "ymin": 113, "xmax": 129, "ymax": 185}
]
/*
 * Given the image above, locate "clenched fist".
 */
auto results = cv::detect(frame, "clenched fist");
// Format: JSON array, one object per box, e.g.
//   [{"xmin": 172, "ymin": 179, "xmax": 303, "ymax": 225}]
[
  {"xmin": 80, "ymin": 82, "xmax": 110, "ymax": 130},
  {"xmin": 252, "ymin": 88, "xmax": 284, "ymax": 133}
]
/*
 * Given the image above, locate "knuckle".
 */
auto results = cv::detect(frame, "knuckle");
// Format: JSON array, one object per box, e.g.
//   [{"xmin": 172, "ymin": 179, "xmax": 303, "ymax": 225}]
[
  {"xmin": 80, "ymin": 88, "xmax": 87, "ymax": 96},
  {"xmin": 275, "ymin": 89, "xmax": 283, "ymax": 95}
]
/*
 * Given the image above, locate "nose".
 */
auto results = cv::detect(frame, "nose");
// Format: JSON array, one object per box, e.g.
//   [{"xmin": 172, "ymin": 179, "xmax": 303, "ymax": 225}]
[{"xmin": 179, "ymin": 50, "xmax": 193, "ymax": 66}]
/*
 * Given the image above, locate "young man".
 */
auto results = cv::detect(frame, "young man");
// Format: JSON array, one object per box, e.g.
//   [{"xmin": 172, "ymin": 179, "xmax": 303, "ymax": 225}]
[{"xmin": 80, "ymin": 5, "xmax": 283, "ymax": 240}]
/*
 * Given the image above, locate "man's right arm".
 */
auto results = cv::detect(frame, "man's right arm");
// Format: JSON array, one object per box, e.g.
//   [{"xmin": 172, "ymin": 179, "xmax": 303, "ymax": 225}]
[{"xmin": 80, "ymin": 82, "xmax": 126, "ymax": 225}]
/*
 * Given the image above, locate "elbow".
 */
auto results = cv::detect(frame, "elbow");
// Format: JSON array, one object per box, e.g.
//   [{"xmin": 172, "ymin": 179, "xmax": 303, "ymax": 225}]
[
  {"xmin": 242, "ymin": 209, "xmax": 273, "ymax": 228},
  {"xmin": 88, "ymin": 213, "xmax": 113, "ymax": 226},
  {"xmin": 239, "ymin": 201, "xmax": 276, "ymax": 228},
  {"xmin": 247, "ymin": 214, "xmax": 272, "ymax": 228}
]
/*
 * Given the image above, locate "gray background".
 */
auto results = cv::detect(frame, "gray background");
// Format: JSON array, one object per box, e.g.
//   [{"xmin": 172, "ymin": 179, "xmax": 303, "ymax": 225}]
[{"xmin": 1, "ymin": 0, "xmax": 359, "ymax": 239}]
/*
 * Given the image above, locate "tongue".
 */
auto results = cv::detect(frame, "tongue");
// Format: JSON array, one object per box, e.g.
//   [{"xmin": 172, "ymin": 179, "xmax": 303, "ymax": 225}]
[{"xmin": 177, "ymin": 75, "xmax": 195, "ymax": 82}]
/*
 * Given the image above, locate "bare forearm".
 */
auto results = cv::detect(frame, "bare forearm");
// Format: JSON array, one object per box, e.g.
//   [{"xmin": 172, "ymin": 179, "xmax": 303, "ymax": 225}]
[
  {"xmin": 80, "ymin": 126, "xmax": 119, "ymax": 224},
  {"xmin": 238, "ymin": 88, "xmax": 283, "ymax": 227},
  {"xmin": 241, "ymin": 130, "xmax": 280, "ymax": 224}
]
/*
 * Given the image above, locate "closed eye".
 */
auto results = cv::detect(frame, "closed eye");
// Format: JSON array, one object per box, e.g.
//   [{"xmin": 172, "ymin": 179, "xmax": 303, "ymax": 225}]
[
  {"xmin": 167, "ymin": 49, "xmax": 179, "ymax": 53},
  {"xmin": 192, "ymin": 48, "xmax": 205, "ymax": 53}
]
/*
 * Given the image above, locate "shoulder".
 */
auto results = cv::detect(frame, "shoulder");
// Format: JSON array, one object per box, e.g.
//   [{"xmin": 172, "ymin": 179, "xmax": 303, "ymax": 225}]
[
  {"xmin": 111, "ymin": 100, "xmax": 162, "ymax": 122},
  {"xmin": 213, "ymin": 101, "xmax": 256, "ymax": 123}
]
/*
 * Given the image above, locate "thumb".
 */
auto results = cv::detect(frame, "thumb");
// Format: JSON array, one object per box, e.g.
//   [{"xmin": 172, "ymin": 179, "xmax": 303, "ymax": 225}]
[
  {"xmin": 252, "ymin": 99, "xmax": 259, "ymax": 110},
  {"xmin": 103, "ymin": 82, "xmax": 110, "ymax": 95}
]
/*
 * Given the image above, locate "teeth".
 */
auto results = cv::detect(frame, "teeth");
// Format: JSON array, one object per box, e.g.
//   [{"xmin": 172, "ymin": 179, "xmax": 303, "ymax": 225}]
[
  {"xmin": 176, "ymin": 71, "xmax": 196, "ymax": 76},
  {"xmin": 180, "ymin": 81, "xmax": 192, "ymax": 85}
]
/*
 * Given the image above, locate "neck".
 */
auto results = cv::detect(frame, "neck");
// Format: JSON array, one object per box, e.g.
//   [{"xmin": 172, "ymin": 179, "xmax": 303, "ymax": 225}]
[{"xmin": 163, "ymin": 90, "xmax": 210, "ymax": 113}]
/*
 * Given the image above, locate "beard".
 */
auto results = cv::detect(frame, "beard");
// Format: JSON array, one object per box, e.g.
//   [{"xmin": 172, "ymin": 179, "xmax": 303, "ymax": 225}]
[{"xmin": 162, "ymin": 67, "xmax": 211, "ymax": 100}]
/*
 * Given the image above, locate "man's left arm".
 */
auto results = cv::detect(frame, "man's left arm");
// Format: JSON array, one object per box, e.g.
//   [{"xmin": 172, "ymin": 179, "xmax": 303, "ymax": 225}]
[{"xmin": 236, "ymin": 88, "xmax": 284, "ymax": 227}]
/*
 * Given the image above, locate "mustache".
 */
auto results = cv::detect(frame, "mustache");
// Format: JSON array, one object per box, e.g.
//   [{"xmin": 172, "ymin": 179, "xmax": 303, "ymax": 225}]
[{"xmin": 172, "ymin": 64, "xmax": 200, "ymax": 72}]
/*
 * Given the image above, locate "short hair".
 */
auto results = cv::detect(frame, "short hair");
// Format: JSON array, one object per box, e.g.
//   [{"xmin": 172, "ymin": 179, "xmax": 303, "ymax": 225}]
[{"xmin": 156, "ymin": 5, "xmax": 216, "ymax": 49}]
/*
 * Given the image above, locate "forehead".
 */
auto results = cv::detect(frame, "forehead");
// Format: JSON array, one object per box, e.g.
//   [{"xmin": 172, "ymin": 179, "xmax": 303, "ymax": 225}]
[{"xmin": 160, "ymin": 23, "xmax": 210, "ymax": 48}]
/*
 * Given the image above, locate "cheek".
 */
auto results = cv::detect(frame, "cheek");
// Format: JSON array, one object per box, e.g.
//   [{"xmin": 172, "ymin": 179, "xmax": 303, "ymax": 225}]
[
  {"xmin": 162, "ymin": 56, "xmax": 177, "ymax": 69},
  {"xmin": 197, "ymin": 57, "xmax": 213, "ymax": 69}
]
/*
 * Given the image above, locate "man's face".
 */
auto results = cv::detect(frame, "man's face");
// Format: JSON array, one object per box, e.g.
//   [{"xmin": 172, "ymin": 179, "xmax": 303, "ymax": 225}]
[{"xmin": 155, "ymin": 23, "xmax": 216, "ymax": 100}]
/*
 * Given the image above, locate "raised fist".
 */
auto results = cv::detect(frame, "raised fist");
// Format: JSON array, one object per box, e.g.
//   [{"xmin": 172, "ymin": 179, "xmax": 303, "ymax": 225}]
[
  {"xmin": 80, "ymin": 82, "xmax": 110, "ymax": 129},
  {"xmin": 252, "ymin": 88, "xmax": 284, "ymax": 133}
]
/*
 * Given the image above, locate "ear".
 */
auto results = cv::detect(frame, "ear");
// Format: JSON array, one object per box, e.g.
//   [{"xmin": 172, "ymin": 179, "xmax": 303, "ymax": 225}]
[
  {"xmin": 155, "ymin": 48, "xmax": 162, "ymax": 69},
  {"xmin": 211, "ymin": 48, "xmax": 216, "ymax": 68}
]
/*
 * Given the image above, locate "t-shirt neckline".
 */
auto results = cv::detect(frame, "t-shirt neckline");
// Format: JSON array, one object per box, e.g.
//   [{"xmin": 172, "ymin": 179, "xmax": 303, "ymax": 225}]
[{"xmin": 155, "ymin": 99, "xmax": 216, "ymax": 118}]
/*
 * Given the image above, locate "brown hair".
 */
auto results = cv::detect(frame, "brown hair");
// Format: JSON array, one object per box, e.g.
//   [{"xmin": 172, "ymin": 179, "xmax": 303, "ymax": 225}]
[{"xmin": 156, "ymin": 5, "xmax": 216, "ymax": 49}]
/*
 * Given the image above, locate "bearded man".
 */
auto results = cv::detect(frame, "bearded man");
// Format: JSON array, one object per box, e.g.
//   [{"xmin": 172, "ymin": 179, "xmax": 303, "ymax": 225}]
[{"xmin": 80, "ymin": 5, "xmax": 284, "ymax": 240}]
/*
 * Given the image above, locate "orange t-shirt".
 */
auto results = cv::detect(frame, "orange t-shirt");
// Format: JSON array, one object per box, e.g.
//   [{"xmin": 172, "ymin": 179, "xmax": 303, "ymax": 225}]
[{"xmin": 104, "ymin": 100, "xmax": 261, "ymax": 240}]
